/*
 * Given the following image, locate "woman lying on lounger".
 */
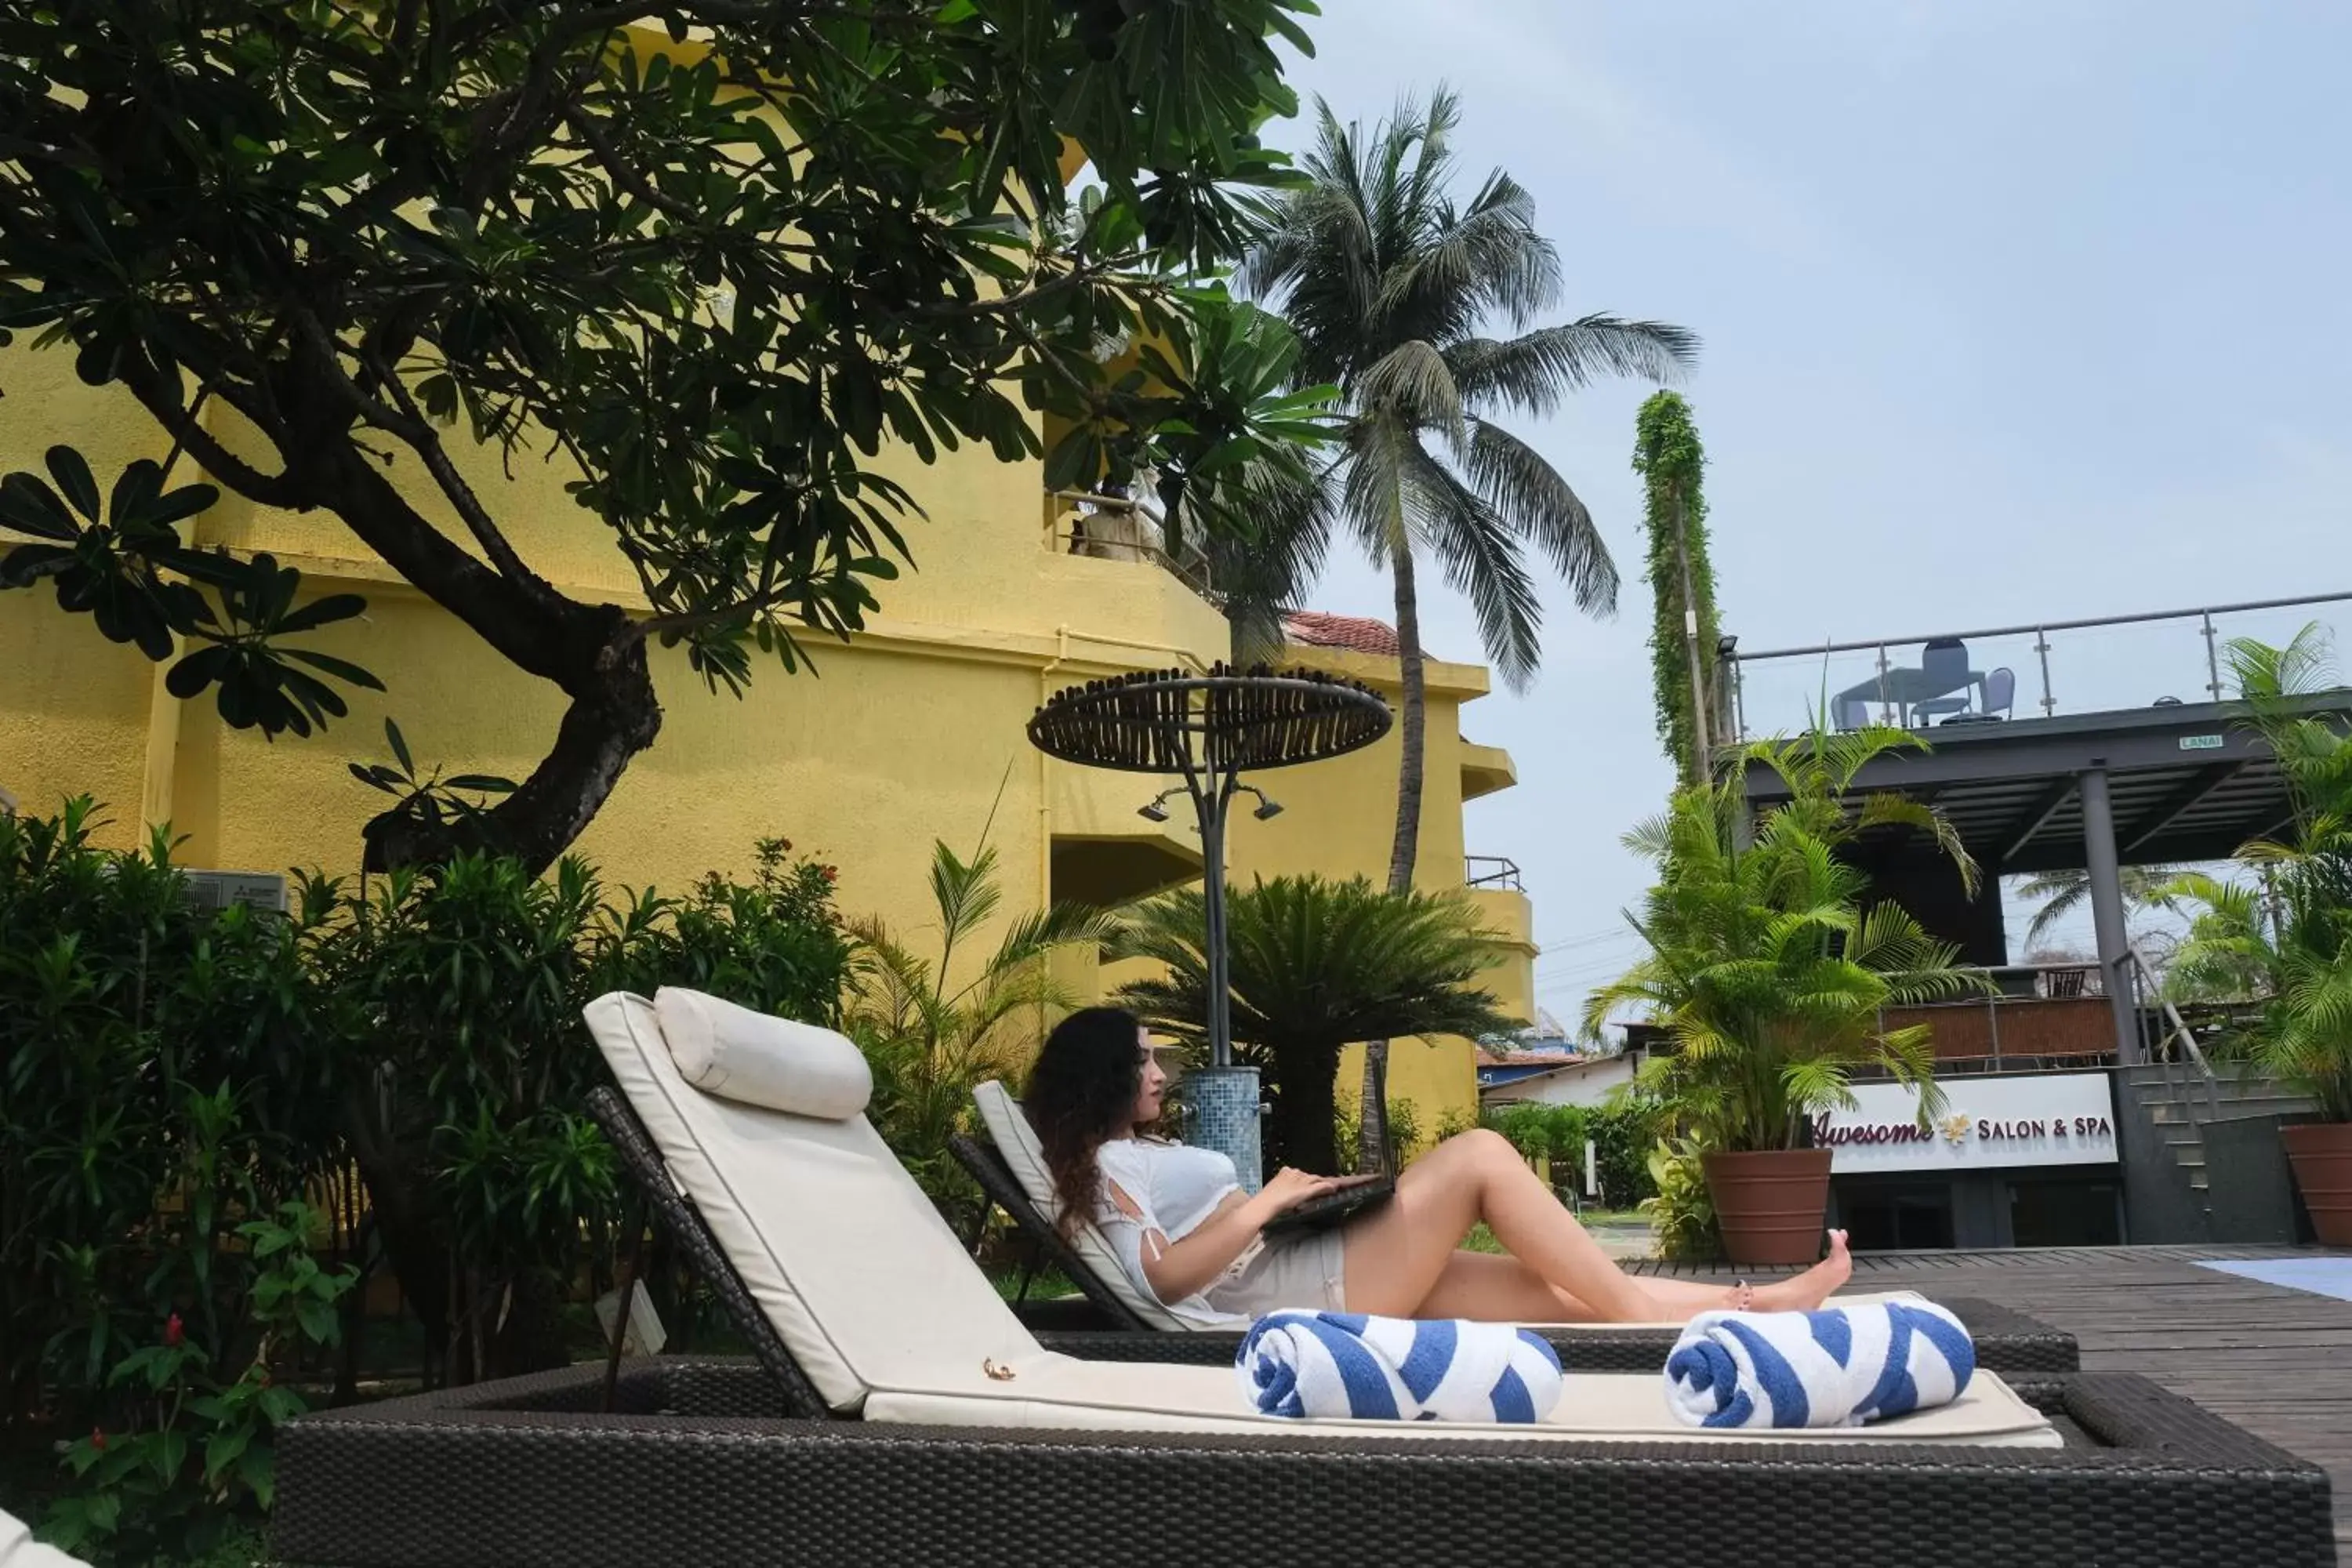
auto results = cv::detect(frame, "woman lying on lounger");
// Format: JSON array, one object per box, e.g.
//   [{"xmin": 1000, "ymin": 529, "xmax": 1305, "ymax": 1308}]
[{"xmin": 1025, "ymin": 1007, "xmax": 1851, "ymax": 1325}]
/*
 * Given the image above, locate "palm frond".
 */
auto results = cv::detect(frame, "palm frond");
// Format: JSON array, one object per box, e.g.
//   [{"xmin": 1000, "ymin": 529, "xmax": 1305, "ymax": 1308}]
[{"xmin": 1462, "ymin": 419, "xmax": 1617, "ymax": 615}]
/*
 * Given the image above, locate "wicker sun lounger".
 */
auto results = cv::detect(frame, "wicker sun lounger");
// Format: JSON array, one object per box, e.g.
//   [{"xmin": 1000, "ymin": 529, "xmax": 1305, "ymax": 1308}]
[
  {"xmin": 274, "ymin": 1353, "xmax": 2336, "ymax": 1568},
  {"xmin": 272, "ymin": 991, "xmax": 2336, "ymax": 1567}
]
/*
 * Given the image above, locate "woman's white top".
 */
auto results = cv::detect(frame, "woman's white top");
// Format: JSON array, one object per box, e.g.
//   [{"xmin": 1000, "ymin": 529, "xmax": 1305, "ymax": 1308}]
[{"xmin": 1093, "ymin": 1137, "xmax": 1243, "ymax": 1323}]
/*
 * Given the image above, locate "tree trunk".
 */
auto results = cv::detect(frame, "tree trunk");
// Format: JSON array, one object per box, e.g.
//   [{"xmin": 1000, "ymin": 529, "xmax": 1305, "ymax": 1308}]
[
  {"xmin": 1267, "ymin": 1044, "xmax": 1341, "ymax": 1175},
  {"xmin": 1670, "ymin": 485, "xmax": 1711, "ymax": 786},
  {"xmin": 361, "ymin": 611, "xmax": 662, "ymax": 874},
  {"xmin": 1385, "ymin": 547, "xmax": 1428, "ymax": 895},
  {"xmin": 1360, "ymin": 547, "xmax": 1429, "ymax": 1170},
  {"xmin": 288, "ymin": 423, "xmax": 666, "ymax": 876}
]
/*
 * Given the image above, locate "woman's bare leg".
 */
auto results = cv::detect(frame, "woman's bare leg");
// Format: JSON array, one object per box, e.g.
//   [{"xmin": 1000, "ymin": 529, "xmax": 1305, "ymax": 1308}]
[
  {"xmin": 1341, "ymin": 1130, "xmax": 1851, "ymax": 1321},
  {"xmin": 1410, "ymin": 1251, "xmax": 1603, "ymax": 1322}
]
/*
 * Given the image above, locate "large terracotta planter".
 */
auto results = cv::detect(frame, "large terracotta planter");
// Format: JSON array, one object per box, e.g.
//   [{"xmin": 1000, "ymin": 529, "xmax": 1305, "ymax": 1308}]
[
  {"xmin": 2281, "ymin": 1122, "xmax": 2352, "ymax": 1247},
  {"xmin": 1703, "ymin": 1149, "xmax": 1833, "ymax": 1267}
]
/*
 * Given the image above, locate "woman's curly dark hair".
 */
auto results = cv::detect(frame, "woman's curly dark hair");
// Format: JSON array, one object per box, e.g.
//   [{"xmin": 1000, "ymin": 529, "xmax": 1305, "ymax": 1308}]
[{"xmin": 1025, "ymin": 1006, "xmax": 1148, "ymax": 1240}]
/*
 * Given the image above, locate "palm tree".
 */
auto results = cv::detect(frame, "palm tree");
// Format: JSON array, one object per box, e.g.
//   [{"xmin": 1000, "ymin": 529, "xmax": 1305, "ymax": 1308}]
[
  {"xmin": 1587, "ymin": 724, "xmax": 1990, "ymax": 1152},
  {"xmin": 1241, "ymin": 89, "xmax": 1697, "ymax": 1160},
  {"xmin": 2154, "ymin": 629, "xmax": 2352, "ymax": 1121},
  {"xmin": 1111, "ymin": 875, "xmax": 1517, "ymax": 1175},
  {"xmin": 1242, "ymin": 86, "xmax": 1699, "ymax": 891},
  {"xmin": 2012, "ymin": 864, "xmax": 2188, "ymax": 951}
]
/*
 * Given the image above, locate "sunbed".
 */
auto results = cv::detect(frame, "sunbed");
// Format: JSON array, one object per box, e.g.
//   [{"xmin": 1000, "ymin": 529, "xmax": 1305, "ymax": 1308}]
[{"xmin": 271, "ymin": 991, "xmax": 2336, "ymax": 1568}]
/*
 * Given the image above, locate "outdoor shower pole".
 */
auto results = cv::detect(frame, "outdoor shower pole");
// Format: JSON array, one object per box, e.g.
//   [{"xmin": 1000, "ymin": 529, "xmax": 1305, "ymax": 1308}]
[{"xmin": 1195, "ymin": 771, "xmax": 1234, "ymax": 1069}]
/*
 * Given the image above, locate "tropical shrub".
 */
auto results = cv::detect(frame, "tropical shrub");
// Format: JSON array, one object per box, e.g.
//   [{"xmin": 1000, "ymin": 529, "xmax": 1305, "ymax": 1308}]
[
  {"xmin": 0, "ymin": 800, "xmax": 339, "ymax": 1432},
  {"xmin": 1476, "ymin": 1100, "xmax": 1659, "ymax": 1207},
  {"xmin": 1589, "ymin": 728, "xmax": 1987, "ymax": 1152},
  {"xmin": 2159, "ymin": 630, "xmax": 2352, "ymax": 1121},
  {"xmin": 1642, "ymin": 1138, "xmax": 1722, "ymax": 1261},
  {"xmin": 1114, "ymin": 875, "xmax": 1516, "ymax": 1174},
  {"xmin": 312, "ymin": 837, "xmax": 858, "ymax": 1384},
  {"xmin": 847, "ymin": 827, "xmax": 1112, "ymax": 1208},
  {"xmin": 43, "ymin": 1205, "xmax": 354, "ymax": 1565}
]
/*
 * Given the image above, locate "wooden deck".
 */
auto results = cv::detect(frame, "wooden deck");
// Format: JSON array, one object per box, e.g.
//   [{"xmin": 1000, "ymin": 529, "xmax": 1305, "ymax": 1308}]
[{"xmin": 1639, "ymin": 1244, "xmax": 2352, "ymax": 1554}]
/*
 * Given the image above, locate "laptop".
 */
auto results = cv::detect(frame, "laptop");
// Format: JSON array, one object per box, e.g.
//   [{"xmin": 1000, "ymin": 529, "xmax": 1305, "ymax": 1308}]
[{"xmin": 1261, "ymin": 1050, "xmax": 1399, "ymax": 1234}]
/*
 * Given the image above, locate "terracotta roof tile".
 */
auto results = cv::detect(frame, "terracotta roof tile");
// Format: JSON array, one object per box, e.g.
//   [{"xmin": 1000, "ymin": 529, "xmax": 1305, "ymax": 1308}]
[{"xmin": 1283, "ymin": 611, "xmax": 1402, "ymax": 658}]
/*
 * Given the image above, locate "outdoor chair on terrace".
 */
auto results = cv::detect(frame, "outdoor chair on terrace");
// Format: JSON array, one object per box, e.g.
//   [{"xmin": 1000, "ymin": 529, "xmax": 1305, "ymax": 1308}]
[
  {"xmin": 955, "ymin": 1080, "xmax": 2080, "ymax": 1374},
  {"xmin": 270, "ymin": 989, "xmax": 2338, "ymax": 1568}
]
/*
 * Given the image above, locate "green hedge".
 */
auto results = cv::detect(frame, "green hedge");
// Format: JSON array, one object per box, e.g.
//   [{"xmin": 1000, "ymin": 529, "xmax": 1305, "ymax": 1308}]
[{"xmin": 1479, "ymin": 1097, "xmax": 1660, "ymax": 1208}]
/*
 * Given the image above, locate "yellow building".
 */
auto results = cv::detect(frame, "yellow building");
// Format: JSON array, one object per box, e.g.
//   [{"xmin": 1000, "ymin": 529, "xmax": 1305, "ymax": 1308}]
[{"xmin": 0, "ymin": 318, "xmax": 1534, "ymax": 1145}]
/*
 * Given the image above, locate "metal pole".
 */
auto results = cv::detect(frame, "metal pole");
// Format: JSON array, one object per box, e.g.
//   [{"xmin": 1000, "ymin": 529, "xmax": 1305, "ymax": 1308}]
[
  {"xmin": 2201, "ymin": 612, "xmax": 2223, "ymax": 702},
  {"xmin": 1196, "ymin": 778, "xmax": 1233, "ymax": 1068},
  {"xmin": 1875, "ymin": 643, "xmax": 1893, "ymax": 725},
  {"xmin": 2034, "ymin": 629, "xmax": 2056, "ymax": 717},
  {"xmin": 2077, "ymin": 766, "xmax": 2141, "ymax": 1064}
]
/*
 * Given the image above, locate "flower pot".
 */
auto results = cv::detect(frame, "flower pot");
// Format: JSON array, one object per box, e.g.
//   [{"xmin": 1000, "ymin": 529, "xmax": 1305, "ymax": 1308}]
[
  {"xmin": 2281, "ymin": 1122, "xmax": 2352, "ymax": 1247},
  {"xmin": 1702, "ymin": 1149, "xmax": 1833, "ymax": 1267}
]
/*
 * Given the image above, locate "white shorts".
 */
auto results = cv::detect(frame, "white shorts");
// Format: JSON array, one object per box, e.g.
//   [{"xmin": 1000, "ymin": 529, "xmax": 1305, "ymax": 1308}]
[{"xmin": 1201, "ymin": 1228, "xmax": 1348, "ymax": 1317}]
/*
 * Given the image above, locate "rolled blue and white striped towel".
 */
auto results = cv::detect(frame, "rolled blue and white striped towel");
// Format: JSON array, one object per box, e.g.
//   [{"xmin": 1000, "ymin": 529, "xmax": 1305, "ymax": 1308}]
[
  {"xmin": 1236, "ymin": 1310, "xmax": 1564, "ymax": 1423},
  {"xmin": 1664, "ymin": 1299, "xmax": 1976, "ymax": 1430}
]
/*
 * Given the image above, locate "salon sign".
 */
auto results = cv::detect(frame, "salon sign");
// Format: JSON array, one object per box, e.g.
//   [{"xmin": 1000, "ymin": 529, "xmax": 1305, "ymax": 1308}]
[{"xmin": 1811, "ymin": 1073, "xmax": 2118, "ymax": 1174}]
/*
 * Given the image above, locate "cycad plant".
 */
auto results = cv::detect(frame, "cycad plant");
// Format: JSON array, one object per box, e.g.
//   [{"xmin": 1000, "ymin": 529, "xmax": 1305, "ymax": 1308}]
[
  {"xmin": 1112, "ymin": 874, "xmax": 1516, "ymax": 1174},
  {"xmin": 1588, "ymin": 726, "xmax": 1989, "ymax": 1153},
  {"xmin": 847, "ymin": 823, "xmax": 1117, "ymax": 1205},
  {"xmin": 2158, "ymin": 630, "xmax": 2352, "ymax": 1123}
]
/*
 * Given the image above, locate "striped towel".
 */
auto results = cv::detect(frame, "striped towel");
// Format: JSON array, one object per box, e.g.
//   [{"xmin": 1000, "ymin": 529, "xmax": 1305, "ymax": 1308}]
[
  {"xmin": 1236, "ymin": 1310, "xmax": 1563, "ymax": 1423},
  {"xmin": 1664, "ymin": 1299, "xmax": 1977, "ymax": 1430}
]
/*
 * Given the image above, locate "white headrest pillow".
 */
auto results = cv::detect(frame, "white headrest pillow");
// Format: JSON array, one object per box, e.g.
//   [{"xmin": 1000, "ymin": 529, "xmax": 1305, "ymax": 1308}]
[{"xmin": 653, "ymin": 987, "xmax": 872, "ymax": 1120}]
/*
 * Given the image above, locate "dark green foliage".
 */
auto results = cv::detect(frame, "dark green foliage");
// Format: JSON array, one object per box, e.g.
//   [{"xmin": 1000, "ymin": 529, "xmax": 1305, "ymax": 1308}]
[
  {"xmin": 2, "ymin": 798, "xmax": 858, "ymax": 1417},
  {"xmin": 2160, "ymin": 630, "xmax": 2352, "ymax": 1121},
  {"xmin": 1589, "ymin": 728, "xmax": 1988, "ymax": 1152},
  {"xmin": 1477, "ymin": 1099, "xmax": 1659, "ymax": 1207},
  {"xmin": 313, "ymin": 840, "xmax": 857, "ymax": 1384},
  {"xmin": 0, "ymin": 448, "xmax": 376, "ymax": 737},
  {"xmin": 43, "ymin": 1205, "xmax": 354, "ymax": 1565},
  {"xmin": 1632, "ymin": 390, "xmax": 1720, "ymax": 784},
  {"xmin": 0, "ymin": 0, "xmax": 1323, "ymax": 869},
  {"xmin": 0, "ymin": 800, "xmax": 343, "ymax": 1431},
  {"xmin": 1113, "ymin": 875, "xmax": 1517, "ymax": 1174}
]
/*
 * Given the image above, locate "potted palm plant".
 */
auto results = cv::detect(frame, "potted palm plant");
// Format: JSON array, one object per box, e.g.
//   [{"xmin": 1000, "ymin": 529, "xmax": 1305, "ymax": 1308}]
[
  {"xmin": 2160, "ymin": 631, "xmax": 2352, "ymax": 1243},
  {"xmin": 1588, "ymin": 728, "xmax": 1991, "ymax": 1265}
]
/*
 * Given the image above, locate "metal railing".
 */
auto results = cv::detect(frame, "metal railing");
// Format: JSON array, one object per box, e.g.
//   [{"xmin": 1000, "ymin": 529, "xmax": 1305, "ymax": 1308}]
[
  {"xmin": 1041, "ymin": 488, "xmax": 1216, "ymax": 598},
  {"xmin": 2127, "ymin": 946, "xmax": 2225, "ymax": 1123},
  {"xmin": 1867, "ymin": 961, "xmax": 2114, "ymax": 1075},
  {"xmin": 1466, "ymin": 855, "xmax": 1523, "ymax": 891},
  {"xmin": 1720, "ymin": 589, "xmax": 2352, "ymax": 741}
]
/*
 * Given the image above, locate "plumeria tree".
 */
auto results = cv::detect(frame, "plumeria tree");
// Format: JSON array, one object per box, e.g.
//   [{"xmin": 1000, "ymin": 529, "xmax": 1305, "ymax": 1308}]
[{"xmin": 0, "ymin": 0, "xmax": 1321, "ymax": 870}]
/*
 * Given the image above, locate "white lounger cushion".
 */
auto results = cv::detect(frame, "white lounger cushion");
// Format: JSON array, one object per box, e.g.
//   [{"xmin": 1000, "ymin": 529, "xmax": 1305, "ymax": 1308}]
[
  {"xmin": 588, "ymin": 993, "xmax": 1036, "ymax": 1412},
  {"xmin": 862, "ymin": 1353, "xmax": 2062, "ymax": 1447},
  {"xmin": 586, "ymin": 990, "xmax": 2060, "ymax": 1448},
  {"xmin": 971, "ymin": 1079, "xmax": 1220, "ymax": 1330},
  {"xmin": 655, "ymin": 986, "xmax": 873, "ymax": 1119}
]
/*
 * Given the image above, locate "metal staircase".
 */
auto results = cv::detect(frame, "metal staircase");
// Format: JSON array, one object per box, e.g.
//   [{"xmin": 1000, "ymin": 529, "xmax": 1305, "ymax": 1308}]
[
  {"xmin": 2130, "ymin": 1061, "xmax": 2317, "ymax": 1195},
  {"xmin": 2125, "ymin": 949, "xmax": 2314, "ymax": 1202}
]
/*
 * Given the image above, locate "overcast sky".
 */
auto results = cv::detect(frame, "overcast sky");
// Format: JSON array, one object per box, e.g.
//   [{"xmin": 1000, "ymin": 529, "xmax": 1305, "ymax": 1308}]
[{"xmin": 1265, "ymin": 1, "xmax": 2352, "ymax": 1028}]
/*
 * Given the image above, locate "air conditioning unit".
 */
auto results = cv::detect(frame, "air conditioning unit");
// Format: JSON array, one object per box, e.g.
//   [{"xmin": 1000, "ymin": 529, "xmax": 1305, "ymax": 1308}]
[{"xmin": 185, "ymin": 870, "xmax": 288, "ymax": 916}]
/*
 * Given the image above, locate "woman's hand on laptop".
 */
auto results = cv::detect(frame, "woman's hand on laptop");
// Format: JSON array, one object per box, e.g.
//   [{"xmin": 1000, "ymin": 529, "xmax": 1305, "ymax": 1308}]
[{"xmin": 1247, "ymin": 1167, "xmax": 1351, "ymax": 1221}]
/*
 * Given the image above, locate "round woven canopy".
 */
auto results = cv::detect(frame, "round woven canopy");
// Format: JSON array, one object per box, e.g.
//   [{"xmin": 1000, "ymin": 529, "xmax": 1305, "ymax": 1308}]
[{"xmin": 1026, "ymin": 664, "xmax": 1392, "ymax": 776}]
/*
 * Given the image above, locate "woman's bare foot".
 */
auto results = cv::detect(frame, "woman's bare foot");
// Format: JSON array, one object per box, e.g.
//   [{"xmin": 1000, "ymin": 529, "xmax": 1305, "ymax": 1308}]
[{"xmin": 1740, "ymin": 1230, "xmax": 1853, "ymax": 1313}]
